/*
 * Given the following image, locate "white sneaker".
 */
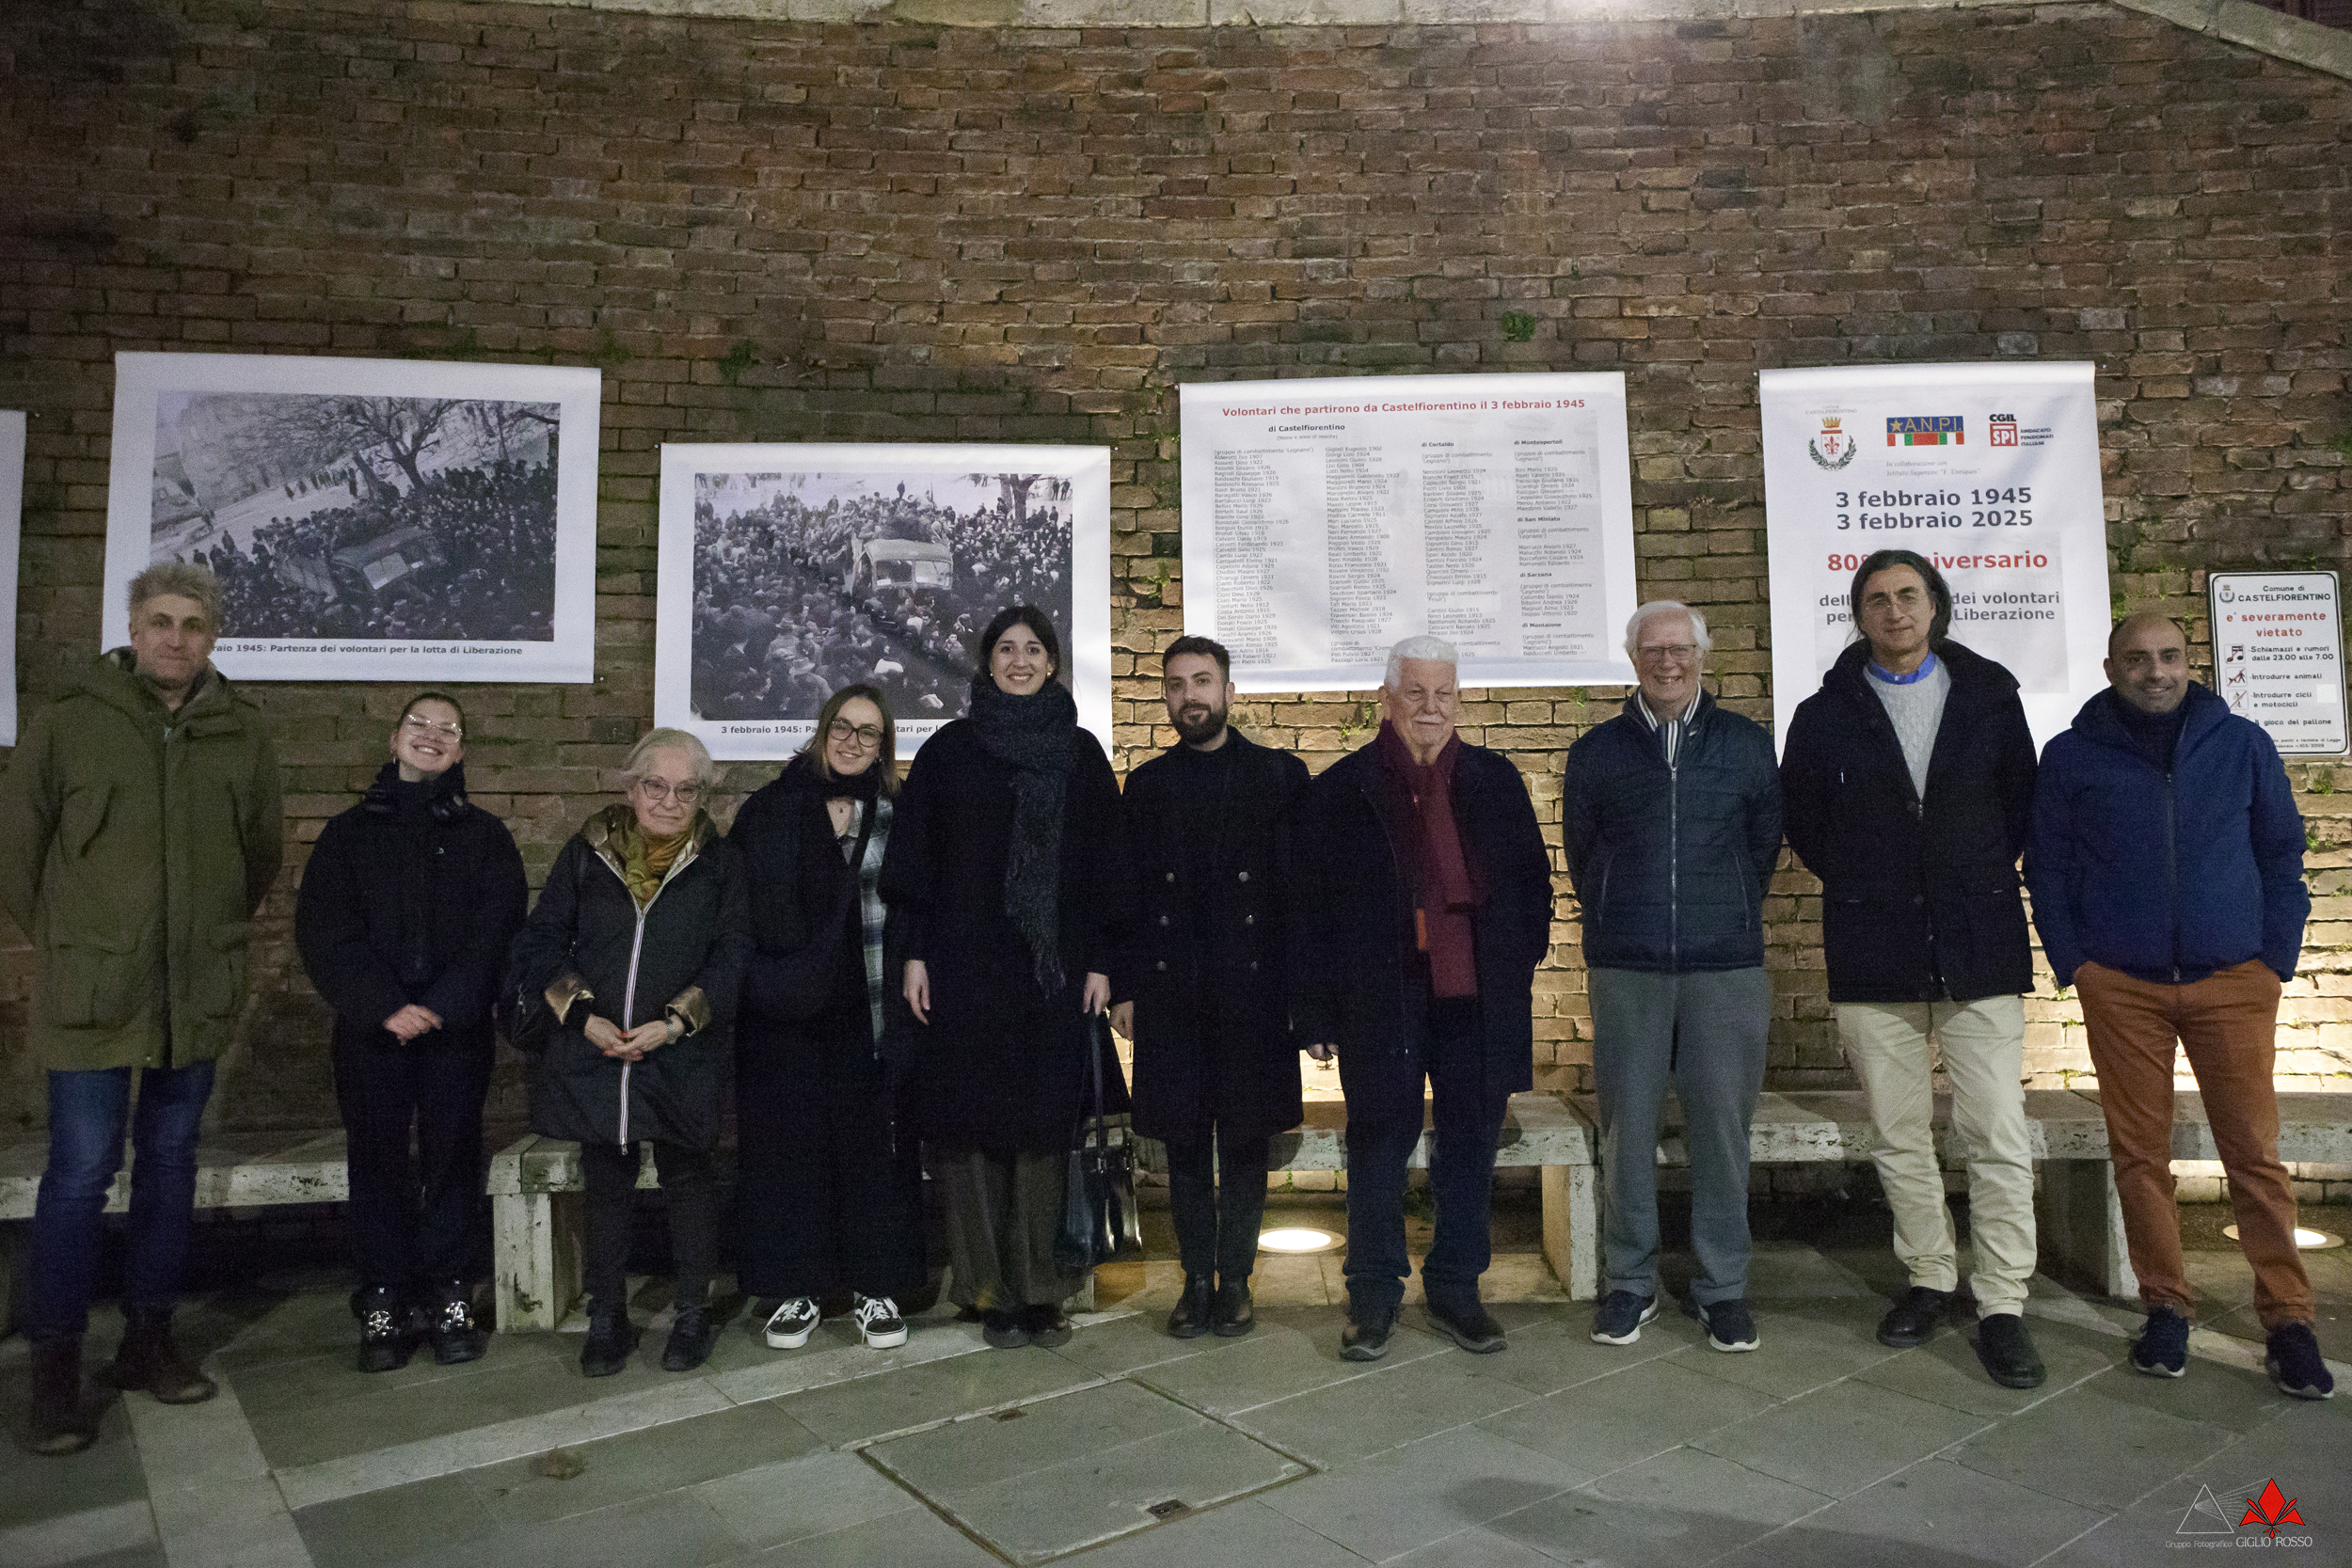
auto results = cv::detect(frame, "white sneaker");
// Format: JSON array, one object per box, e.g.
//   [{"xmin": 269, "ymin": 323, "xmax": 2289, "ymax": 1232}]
[
  {"xmin": 852, "ymin": 1292, "xmax": 909, "ymax": 1349},
  {"xmin": 763, "ymin": 1297, "xmax": 819, "ymax": 1350}
]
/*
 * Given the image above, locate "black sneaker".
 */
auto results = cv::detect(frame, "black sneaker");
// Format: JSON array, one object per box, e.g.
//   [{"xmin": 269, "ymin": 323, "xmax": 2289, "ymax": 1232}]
[
  {"xmin": 981, "ymin": 1308, "xmax": 1030, "ymax": 1350},
  {"xmin": 1590, "ymin": 1290, "xmax": 1658, "ymax": 1346},
  {"xmin": 1211, "ymin": 1280, "xmax": 1255, "ymax": 1338},
  {"xmin": 427, "ymin": 1284, "xmax": 488, "ymax": 1366},
  {"xmin": 1023, "ymin": 1304, "xmax": 1073, "ymax": 1349},
  {"xmin": 580, "ymin": 1304, "xmax": 640, "ymax": 1378},
  {"xmin": 852, "ymin": 1292, "xmax": 908, "ymax": 1350},
  {"xmin": 1877, "ymin": 1286, "xmax": 1952, "ymax": 1350},
  {"xmin": 1691, "ymin": 1296, "xmax": 1760, "ymax": 1353},
  {"xmin": 2265, "ymin": 1322, "xmax": 2335, "ymax": 1401},
  {"xmin": 662, "ymin": 1304, "xmax": 715, "ymax": 1372},
  {"xmin": 1342, "ymin": 1304, "xmax": 1395, "ymax": 1362},
  {"xmin": 353, "ymin": 1286, "xmax": 416, "ymax": 1374},
  {"xmin": 1426, "ymin": 1297, "xmax": 1506, "ymax": 1354},
  {"xmin": 2131, "ymin": 1305, "xmax": 2190, "ymax": 1378},
  {"xmin": 1974, "ymin": 1313, "xmax": 2046, "ymax": 1389},
  {"xmin": 1167, "ymin": 1275, "xmax": 1214, "ymax": 1339}
]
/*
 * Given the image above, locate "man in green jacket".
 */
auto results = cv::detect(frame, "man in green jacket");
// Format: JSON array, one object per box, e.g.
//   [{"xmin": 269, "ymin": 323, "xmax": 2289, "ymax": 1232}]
[{"xmin": 1, "ymin": 562, "xmax": 282, "ymax": 1455}]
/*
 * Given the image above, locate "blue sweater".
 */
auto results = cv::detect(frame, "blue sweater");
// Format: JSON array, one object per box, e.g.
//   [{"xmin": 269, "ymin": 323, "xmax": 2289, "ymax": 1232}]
[{"xmin": 2026, "ymin": 684, "xmax": 2308, "ymax": 986}]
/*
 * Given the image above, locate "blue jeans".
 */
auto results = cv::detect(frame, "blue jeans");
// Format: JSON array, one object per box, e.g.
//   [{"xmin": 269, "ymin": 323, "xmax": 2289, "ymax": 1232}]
[
  {"xmin": 23, "ymin": 1061, "xmax": 216, "ymax": 1339},
  {"xmin": 1340, "ymin": 995, "xmax": 1510, "ymax": 1318}
]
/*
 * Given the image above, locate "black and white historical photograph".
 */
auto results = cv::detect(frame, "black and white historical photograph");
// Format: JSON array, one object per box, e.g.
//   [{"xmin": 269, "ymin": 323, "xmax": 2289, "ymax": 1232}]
[
  {"xmin": 103, "ymin": 354, "xmax": 600, "ymax": 681},
  {"xmin": 655, "ymin": 444, "xmax": 1112, "ymax": 758}
]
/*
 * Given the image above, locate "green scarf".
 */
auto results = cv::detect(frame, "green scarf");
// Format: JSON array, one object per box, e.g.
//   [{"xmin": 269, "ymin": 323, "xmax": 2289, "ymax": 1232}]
[{"xmin": 618, "ymin": 818, "xmax": 691, "ymax": 910}]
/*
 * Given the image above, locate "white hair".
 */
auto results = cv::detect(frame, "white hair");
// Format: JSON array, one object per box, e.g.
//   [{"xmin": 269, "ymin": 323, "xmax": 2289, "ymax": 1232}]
[
  {"xmin": 619, "ymin": 727, "xmax": 717, "ymax": 789},
  {"xmin": 1623, "ymin": 601, "xmax": 1712, "ymax": 660},
  {"xmin": 1384, "ymin": 634, "xmax": 1459, "ymax": 688}
]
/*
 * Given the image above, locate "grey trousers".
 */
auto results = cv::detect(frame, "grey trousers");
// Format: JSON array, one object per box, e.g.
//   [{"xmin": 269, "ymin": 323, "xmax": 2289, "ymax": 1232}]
[
  {"xmin": 1589, "ymin": 966, "xmax": 1772, "ymax": 1306},
  {"xmin": 932, "ymin": 1146, "xmax": 1086, "ymax": 1310}
]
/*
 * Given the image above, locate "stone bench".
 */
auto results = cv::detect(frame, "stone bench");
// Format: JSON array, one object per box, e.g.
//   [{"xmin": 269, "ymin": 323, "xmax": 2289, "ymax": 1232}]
[
  {"xmin": 489, "ymin": 1090, "xmax": 1605, "ymax": 1332},
  {"xmin": 1566, "ymin": 1088, "xmax": 2352, "ymax": 1300},
  {"xmin": 0, "ymin": 1130, "xmax": 351, "ymax": 1338}
]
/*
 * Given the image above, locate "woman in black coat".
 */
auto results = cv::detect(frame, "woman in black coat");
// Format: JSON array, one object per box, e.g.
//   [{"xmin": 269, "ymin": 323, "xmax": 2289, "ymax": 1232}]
[
  {"xmin": 295, "ymin": 692, "xmax": 527, "ymax": 1373},
  {"xmin": 882, "ymin": 606, "xmax": 1126, "ymax": 1350},
  {"xmin": 506, "ymin": 728, "xmax": 749, "ymax": 1378},
  {"xmin": 732, "ymin": 684, "xmax": 921, "ymax": 1354}
]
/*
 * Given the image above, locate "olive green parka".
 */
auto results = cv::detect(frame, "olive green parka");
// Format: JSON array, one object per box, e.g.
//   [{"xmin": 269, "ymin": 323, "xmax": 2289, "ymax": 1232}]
[{"xmin": 0, "ymin": 650, "xmax": 283, "ymax": 1071}]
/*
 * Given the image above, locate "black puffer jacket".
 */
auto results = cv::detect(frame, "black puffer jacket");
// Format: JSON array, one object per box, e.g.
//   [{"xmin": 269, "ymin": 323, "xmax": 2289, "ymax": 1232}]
[
  {"xmin": 1781, "ymin": 640, "xmax": 2037, "ymax": 1005},
  {"xmin": 506, "ymin": 806, "xmax": 750, "ymax": 1149},
  {"xmin": 1561, "ymin": 692, "xmax": 1783, "ymax": 974},
  {"xmin": 295, "ymin": 761, "xmax": 528, "ymax": 1048}
]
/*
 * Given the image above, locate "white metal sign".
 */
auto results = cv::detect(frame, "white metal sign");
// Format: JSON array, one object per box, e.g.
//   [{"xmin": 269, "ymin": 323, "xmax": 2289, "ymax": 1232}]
[{"xmin": 2208, "ymin": 570, "xmax": 2347, "ymax": 757}]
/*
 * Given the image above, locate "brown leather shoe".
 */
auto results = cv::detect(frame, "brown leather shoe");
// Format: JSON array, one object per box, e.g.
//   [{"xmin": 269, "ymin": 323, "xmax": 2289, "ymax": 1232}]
[
  {"xmin": 105, "ymin": 1309, "xmax": 217, "ymax": 1405},
  {"xmin": 24, "ymin": 1335, "xmax": 99, "ymax": 1456}
]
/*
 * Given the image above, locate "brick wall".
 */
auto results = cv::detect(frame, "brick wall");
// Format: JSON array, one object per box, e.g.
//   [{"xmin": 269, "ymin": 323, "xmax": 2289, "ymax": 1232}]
[{"xmin": 1, "ymin": 0, "xmax": 2348, "ymax": 1137}]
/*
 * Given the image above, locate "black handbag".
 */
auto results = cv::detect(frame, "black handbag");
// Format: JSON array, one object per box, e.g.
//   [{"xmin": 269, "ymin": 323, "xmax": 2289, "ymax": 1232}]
[{"xmin": 1054, "ymin": 1014, "xmax": 1143, "ymax": 1272}]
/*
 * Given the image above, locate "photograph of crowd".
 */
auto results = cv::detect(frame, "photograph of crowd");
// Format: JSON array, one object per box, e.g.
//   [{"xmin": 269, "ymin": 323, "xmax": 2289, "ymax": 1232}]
[
  {"xmin": 685, "ymin": 467, "xmax": 1077, "ymax": 724},
  {"xmin": 146, "ymin": 391, "xmax": 560, "ymax": 643}
]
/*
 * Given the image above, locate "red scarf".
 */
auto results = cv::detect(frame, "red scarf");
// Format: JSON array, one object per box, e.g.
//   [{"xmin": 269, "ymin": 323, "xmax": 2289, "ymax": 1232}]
[{"xmin": 1375, "ymin": 721, "xmax": 1485, "ymax": 997}]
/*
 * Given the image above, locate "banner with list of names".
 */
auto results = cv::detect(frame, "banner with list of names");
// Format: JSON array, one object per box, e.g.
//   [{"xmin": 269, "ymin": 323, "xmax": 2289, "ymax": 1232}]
[
  {"xmin": 1760, "ymin": 362, "xmax": 2112, "ymax": 752},
  {"xmin": 1180, "ymin": 374, "xmax": 1641, "ymax": 691}
]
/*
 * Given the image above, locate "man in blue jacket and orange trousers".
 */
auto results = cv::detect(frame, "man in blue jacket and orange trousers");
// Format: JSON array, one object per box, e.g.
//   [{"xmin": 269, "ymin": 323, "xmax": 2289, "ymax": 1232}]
[{"xmin": 2028, "ymin": 612, "xmax": 2331, "ymax": 1401}]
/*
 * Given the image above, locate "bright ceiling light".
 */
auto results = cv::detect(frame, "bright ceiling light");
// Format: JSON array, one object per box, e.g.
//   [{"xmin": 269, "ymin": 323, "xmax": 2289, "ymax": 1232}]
[{"xmin": 1258, "ymin": 1227, "xmax": 1341, "ymax": 1255}]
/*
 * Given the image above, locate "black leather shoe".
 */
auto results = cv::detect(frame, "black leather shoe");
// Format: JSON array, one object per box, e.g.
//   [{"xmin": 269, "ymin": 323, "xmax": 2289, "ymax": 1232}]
[
  {"xmin": 1427, "ymin": 1297, "xmax": 1506, "ymax": 1354},
  {"xmin": 580, "ymin": 1304, "xmax": 640, "ymax": 1378},
  {"xmin": 1023, "ymin": 1304, "xmax": 1074, "ymax": 1349},
  {"xmin": 1211, "ymin": 1280, "xmax": 1255, "ymax": 1338},
  {"xmin": 1167, "ymin": 1276, "xmax": 1214, "ymax": 1339},
  {"xmin": 980, "ymin": 1309, "xmax": 1029, "ymax": 1349},
  {"xmin": 1877, "ymin": 1286, "xmax": 1952, "ymax": 1349},
  {"xmin": 427, "ymin": 1284, "xmax": 488, "ymax": 1367},
  {"xmin": 662, "ymin": 1304, "xmax": 716, "ymax": 1372},
  {"xmin": 1974, "ymin": 1313, "xmax": 2046, "ymax": 1389},
  {"xmin": 354, "ymin": 1286, "xmax": 416, "ymax": 1374},
  {"xmin": 1342, "ymin": 1305, "xmax": 1395, "ymax": 1362}
]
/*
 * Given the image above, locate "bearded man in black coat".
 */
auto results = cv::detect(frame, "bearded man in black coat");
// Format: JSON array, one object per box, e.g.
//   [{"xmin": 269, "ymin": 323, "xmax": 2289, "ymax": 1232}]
[
  {"xmin": 1295, "ymin": 636, "xmax": 1553, "ymax": 1361},
  {"xmin": 1112, "ymin": 637, "xmax": 1309, "ymax": 1341}
]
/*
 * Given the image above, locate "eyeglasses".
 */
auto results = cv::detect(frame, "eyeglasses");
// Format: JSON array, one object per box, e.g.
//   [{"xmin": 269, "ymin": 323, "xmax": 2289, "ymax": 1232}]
[
  {"xmin": 828, "ymin": 720, "xmax": 885, "ymax": 748},
  {"xmin": 634, "ymin": 779, "xmax": 704, "ymax": 805},
  {"xmin": 1638, "ymin": 643, "xmax": 1700, "ymax": 664},
  {"xmin": 402, "ymin": 715, "xmax": 464, "ymax": 739}
]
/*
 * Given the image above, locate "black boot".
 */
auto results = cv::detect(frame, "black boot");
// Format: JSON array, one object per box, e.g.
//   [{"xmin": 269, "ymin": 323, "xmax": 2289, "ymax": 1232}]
[
  {"xmin": 662, "ymin": 1303, "xmax": 715, "ymax": 1372},
  {"xmin": 1166, "ymin": 1275, "xmax": 1214, "ymax": 1339},
  {"xmin": 580, "ymin": 1302, "xmax": 640, "ymax": 1378},
  {"xmin": 107, "ymin": 1308, "xmax": 216, "ymax": 1404},
  {"xmin": 24, "ymin": 1336, "xmax": 98, "ymax": 1456},
  {"xmin": 425, "ymin": 1282, "xmax": 488, "ymax": 1367},
  {"xmin": 1211, "ymin": 1278, "xmax": 1255, "ymax": 1338},
  {"xmin": 354, "ymin": 1286, "xmax": 418, "ymax": 1374}
]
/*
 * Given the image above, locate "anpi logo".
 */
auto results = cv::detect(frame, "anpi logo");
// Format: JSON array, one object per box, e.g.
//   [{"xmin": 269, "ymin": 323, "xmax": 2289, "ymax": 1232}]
[{"xmin": 2174, "ymin": 1478, "xmax": 2314, "ymax": 1550}]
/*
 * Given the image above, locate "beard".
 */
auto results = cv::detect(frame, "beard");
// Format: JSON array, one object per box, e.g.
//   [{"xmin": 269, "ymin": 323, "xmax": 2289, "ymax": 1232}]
[{"xmin": 1172, "ymin": 701, "xmax": 1229, "ymax": 746}]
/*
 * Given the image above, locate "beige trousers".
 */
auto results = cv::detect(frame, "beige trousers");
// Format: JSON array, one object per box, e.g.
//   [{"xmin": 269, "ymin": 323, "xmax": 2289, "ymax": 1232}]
[{"xmin": 1837, "ymin": 995, "xmax": 2036, "ymax": 1316}]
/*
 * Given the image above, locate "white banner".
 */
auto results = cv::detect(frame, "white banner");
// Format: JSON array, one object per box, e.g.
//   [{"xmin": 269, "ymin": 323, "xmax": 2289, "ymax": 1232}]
[
  {"xmin": 2210, "ymin": 570, "xmax": 2347, "ymax": 757},
  {"xmin": 1180, "ymin": 373, "xmax": 1640, "ymax": 690},
  {"xmin": 1761, "ymin": 362, "xmax": 2110, "ymax": 751},
  {"xmin": 654, "ymin": 444, "xmax": 1112, "ymax": 760},
  {"xmin": 103, "ymin": 353, "xmax": 602, "ymax": 682},
  {"xmin": 0, "ymin": 411, "xmax": 22, "ymax": 746}
]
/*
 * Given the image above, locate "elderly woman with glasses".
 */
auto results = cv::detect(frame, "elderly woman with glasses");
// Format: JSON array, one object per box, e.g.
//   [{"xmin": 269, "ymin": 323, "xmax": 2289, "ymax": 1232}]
[
  {"xmin": 507, "ymin": 728, "xmax": 750, "ymax": 1377},
  {"xmin": 729, "ymin": 685, "xmax": 924, "ymax": 1354}
]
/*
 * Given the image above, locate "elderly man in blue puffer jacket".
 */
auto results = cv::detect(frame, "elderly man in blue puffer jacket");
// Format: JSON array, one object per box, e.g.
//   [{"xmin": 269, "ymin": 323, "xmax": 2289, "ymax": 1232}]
[{"xmin": 1562, "ymin": 600, "xmax": 1783, "ymax": 1355}]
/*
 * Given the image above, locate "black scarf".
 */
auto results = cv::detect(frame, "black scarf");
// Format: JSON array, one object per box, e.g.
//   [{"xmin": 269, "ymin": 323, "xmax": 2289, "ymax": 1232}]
[
  {"xmin": 792, "ymin": 748, "xmax": 883, "ymax": 802},
  {"xmin": 967, "ymin": 673, "xmax": 1077, "ymax": 993}
]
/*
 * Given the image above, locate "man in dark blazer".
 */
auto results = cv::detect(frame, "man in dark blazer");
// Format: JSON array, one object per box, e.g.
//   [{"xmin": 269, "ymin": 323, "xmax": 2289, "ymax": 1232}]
[
  {"xmin": 1781, "ymin": 548, "xmax": 2045, "ymax": 1389},
  {"xmin": 1295, "ymin": 636, "xmax": 1553, "ymax": 1360},
  {"xmin": 1113, "ymin": 636, "xmax": 1309, "ymax": 1339}
]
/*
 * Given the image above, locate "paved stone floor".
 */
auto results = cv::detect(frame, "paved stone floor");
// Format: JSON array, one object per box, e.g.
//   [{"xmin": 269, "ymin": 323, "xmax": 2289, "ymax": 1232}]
[{"xmin": 3, "ymin": 1198, "xmax": 2347, "ymax": 1568}]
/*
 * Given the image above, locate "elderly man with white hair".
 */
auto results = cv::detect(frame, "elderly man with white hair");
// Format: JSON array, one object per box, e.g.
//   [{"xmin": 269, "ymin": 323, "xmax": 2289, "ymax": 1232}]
[
  {"xmin": 1294, "ymin": 635, "xmax": 1552, "ymax": 1361},
  {"xmin": 1563, "ymin": 601, "xmax": 1782, "ymax": 1354}
]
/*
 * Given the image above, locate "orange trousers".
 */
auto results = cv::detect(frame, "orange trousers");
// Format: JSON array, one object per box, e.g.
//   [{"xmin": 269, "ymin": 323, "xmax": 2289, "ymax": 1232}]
[{"xmin": 2074, "ymin": 958, "xmax": 2313, "ymax": 1329}]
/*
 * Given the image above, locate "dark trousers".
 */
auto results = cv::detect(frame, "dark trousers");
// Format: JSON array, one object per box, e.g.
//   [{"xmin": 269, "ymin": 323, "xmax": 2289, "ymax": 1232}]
[
  {"xmin": 332, "ymin": 1026, "xmax": 493, "ymax": 1293},
  {"xmin": 24, "ymin": 1060, "xmax": 216, "ymax": 1338},
  {"xmin": 933, "ymin": 1146, "xmax": 1085, "ymax": 1310},
  {"xmin": 737, "ymin": 1050, "xmax": 924, "ymax": 1304},
  {"xmin": 1340, "ymin": 995, "xmax": 1510, "ymax": 1317},
  {"xmin": 580, "ymin": 1140, "xmax": 722, "ymax": 1314},
  {"xmin": 1164, "ymin": 1127, "xmax": 1272, "ymax": 1285}
]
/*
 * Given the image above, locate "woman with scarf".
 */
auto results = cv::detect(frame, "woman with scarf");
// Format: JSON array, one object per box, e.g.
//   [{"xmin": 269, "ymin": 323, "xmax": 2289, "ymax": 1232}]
[
  {"xmin": 882, "ymin": 607, "xmax": 1128, "ymax": 1349},
  {"xmin": 506, "ymin": 729, "xmax": 749, "ymax": 1377},
  {"xmin": 731, "ymin": 685, "xmax": 921, "ymax": 1354}
]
